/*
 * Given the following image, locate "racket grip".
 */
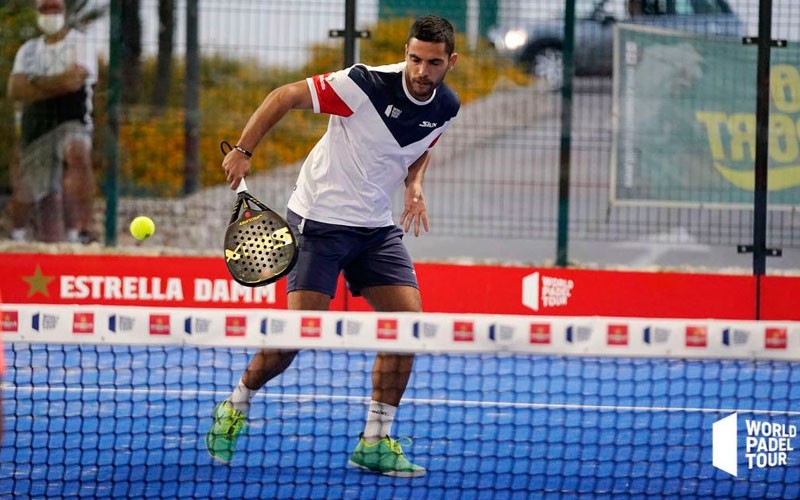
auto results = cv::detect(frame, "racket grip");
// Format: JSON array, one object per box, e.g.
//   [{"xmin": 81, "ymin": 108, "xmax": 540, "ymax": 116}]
[{"xmin": 237, "ymin": 178, "xmax": 248, "ymax": 193}]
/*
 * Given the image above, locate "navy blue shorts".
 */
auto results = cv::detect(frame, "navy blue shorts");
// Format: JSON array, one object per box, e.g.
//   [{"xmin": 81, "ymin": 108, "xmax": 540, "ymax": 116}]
[{"xmin": 285, "ymin": 210, "xmax": 418, "ymax": 297}]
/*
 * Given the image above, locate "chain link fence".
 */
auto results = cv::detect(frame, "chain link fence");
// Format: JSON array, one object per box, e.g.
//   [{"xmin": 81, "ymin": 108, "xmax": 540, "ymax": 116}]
[{"xmin": 1, "ymin": 0, "xmax": 798, "ymax": 270}]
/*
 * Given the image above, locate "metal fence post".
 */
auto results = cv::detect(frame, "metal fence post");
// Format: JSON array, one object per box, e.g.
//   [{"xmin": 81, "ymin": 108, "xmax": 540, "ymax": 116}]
[
  {"xmin": 104, "ymin": 0, "xmax": 122, "ymax": 246},
  {"xmin": 556, "ymin": 0, "xmax": 576, "ymax": 267},
  {"xmin": 183, "ymin": 0, "xmax": 200, "ymax": 195}
]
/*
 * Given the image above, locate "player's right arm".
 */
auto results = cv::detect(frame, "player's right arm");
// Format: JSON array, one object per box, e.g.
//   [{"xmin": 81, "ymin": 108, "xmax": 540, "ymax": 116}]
[{"xmin": 223, "ymin": 80, "xmax": 313, "ymax": 189}]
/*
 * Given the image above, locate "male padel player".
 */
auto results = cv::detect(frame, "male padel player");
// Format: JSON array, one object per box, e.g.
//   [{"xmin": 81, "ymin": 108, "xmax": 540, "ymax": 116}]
[{"xmin": 206, "ymin": 15, "xmax": 459, "ymax": 477}]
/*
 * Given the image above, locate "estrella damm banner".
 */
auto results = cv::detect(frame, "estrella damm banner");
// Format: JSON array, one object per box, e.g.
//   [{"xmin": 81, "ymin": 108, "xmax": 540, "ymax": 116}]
[{"xmin": 612, "ymin": 25, "xmax": 800, "ymax": 207}]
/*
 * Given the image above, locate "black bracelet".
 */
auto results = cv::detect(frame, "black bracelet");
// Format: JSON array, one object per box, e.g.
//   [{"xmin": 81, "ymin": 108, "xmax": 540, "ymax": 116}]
[{"xmin": 234, "ymin": 145, "xmax": 253, "ymax": 158}]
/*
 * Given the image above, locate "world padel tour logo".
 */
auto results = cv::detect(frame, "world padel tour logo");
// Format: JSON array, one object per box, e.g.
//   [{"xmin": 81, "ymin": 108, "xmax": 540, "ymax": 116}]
[
  {"xmin": 32, "ymin": 312, "xmax": 59, "ymax": 332},
  {"xmin": 643, "ymin": 326, "xmax": 670, "ymax": 344},
  {"xmin": 336, "ymin": 318, "xmax": 363, "ymax": 337},
  {"xmin": 488, "ymin": 323, "xmax": 514, "ymax": 343},
  {"xmin": 522, "ymin": 272, "xmax": 574, "ymax": 311},
  {"xmin": 109, "ymin": 314, "xmax": 136, "ymax": 333},
  {"xmin": 184, "ymin": 315, "xmax": 212, "ymax": 335},
  {"xmin": 412, "ymin": 321, "xmax": 438, "ymax": 340},
  {"xmin": 260, "ymin": 317, "xmax": 287, "ymax": 336},
  {"xmin": 712, "ymin": 413, "xmax": 797, "ymax": 476}
]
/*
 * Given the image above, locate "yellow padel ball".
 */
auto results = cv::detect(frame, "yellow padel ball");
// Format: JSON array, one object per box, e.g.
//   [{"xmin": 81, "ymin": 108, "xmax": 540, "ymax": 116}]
[{"xmin": 130, "ymin": 216, "xmax": 155, "ymax": 240}]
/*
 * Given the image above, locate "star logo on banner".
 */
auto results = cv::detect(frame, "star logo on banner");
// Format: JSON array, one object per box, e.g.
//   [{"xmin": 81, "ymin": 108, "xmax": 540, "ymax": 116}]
[{"xmin": 23, "ymin": 265, "xmax": 55, "ymax": 298}]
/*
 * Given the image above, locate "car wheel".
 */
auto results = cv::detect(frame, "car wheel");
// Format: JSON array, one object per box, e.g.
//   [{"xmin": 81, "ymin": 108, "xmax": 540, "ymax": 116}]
[{"xmin": 531, "ymin": 46, "xmax": 563, "ymax": 90}]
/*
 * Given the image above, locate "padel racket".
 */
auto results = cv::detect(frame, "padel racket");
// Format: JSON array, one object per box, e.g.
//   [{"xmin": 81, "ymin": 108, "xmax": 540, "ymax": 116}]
[{"xmin": 221, "ymin": 141, "xmax": 298, "ymax": 287}]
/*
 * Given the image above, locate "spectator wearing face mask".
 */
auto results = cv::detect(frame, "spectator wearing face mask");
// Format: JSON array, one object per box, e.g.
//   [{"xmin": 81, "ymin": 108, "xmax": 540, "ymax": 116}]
[{"xmin": 6, "ymin": 0, "xmax": 98, "ymax": 243}]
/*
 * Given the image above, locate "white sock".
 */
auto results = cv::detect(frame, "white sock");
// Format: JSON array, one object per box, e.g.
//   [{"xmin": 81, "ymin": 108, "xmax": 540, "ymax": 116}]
[
  {"xmin": 10, "ymin": 228, "xmax": 27, "ymax": 242},
  {"xmin": 228, "ymin": 378, "xmax": 256, "ymax": 414},
  {"xmin": 66, "ymin": 228, "xmax": 79, "ymax": 243},
  {"xmin": 362, "ymin": 400, "xmax": 397, "ymax": 443}
]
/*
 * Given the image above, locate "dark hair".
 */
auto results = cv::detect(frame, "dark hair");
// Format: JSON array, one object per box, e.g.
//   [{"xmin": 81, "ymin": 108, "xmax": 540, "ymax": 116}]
[{"xmin": 407, "ymin": 15, "xmax": 455, "ymax": 55}]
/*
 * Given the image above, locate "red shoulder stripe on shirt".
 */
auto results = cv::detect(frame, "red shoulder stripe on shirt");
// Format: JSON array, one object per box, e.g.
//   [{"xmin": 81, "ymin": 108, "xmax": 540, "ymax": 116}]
[{"xmin": 313, "ymin": 73, "xmax": 353, "ymax": 117}]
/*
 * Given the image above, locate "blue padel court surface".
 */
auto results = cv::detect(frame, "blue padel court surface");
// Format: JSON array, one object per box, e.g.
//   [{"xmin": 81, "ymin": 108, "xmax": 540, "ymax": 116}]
[{"xmin": 1, "ymin": 345, "xmax": 799, "ymax": 499}]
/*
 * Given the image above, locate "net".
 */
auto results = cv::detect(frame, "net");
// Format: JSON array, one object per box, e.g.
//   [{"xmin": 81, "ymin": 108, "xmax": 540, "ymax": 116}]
[{"xmin": 1, "ymin": 306, "xmax": 799, "ymax": 499}]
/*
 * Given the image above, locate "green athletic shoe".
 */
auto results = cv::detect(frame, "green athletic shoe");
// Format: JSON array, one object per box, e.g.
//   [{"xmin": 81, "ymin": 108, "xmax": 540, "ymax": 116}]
[
  {"xmin": 206, "ymin": 400, "xmax": 246, "ymax": 464},
  {"xmin": 348, "ymin": 435, "xmax": 426, "ymax": 477}
]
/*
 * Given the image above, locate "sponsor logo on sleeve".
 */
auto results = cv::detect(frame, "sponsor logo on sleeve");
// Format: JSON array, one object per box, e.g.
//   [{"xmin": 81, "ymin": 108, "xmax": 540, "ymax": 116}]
[
  {"xmin": 301, "ymin": 317, "xmax": 322, "ymax": 338},
  {"xmin": 318, "ymin": 73, "xmax": 331, "ymax": 90},
  {"xmin": 685, "ymin": 325, "xmax": 708, "ymax": 347},
  {"xmin": 2, "ymin": 311, "xmax": 19, "ymax": 332},
  {"xmin": 149, "ymin": 314, "xmax": 171, "ymax": 335},
  {"xmin": 72, "ymin": 312, "xmax": 95, "ymax": 334}
]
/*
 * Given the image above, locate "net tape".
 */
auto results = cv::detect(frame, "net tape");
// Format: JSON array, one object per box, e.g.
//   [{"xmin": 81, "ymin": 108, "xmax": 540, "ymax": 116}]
[{"xmin": 3, "ymin": 304, "xmax": 798, "ymax": 361}]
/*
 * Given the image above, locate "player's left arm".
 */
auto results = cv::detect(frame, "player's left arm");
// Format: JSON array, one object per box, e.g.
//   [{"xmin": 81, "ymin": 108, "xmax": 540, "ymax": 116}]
[{"xmin": 401, "ymin": 151, "xmax": 430, "ymax": 237}]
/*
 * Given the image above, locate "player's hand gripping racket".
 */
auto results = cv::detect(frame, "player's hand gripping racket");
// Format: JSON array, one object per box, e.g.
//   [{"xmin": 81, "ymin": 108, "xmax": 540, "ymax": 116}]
[{"xmin": 221, "ymin": 141, "xmax": 298, "ymax": 287}]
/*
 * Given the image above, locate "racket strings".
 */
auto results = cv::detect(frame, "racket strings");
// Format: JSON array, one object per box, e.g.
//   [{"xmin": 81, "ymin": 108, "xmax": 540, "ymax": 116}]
[{"xmin": 228, "ymin": 215, "xmax": 295, "ymax": 281}]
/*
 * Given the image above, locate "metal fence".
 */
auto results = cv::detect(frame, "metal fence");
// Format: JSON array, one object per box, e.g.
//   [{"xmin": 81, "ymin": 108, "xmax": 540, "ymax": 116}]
[{"xmin": 2, "ymin": 0, "xmax": 799, "ymax": 271}]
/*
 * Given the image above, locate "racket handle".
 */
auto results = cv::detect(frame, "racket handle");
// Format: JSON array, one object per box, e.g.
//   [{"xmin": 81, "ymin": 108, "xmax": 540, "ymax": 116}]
[{"xmin": 237, "ymin": 178, "xmax": 248, "ymax": 193}]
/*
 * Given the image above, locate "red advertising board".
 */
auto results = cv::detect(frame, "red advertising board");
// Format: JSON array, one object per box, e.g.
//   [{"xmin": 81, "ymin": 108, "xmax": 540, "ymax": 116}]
[
  {"xmin": 350, "ymin": 264, "xmax": 760, "ymax": 319},
  {"xmin": 760, "ymin": 276, "xmax": 800, "ymax": 320},
  {"xmin": 0, "ymin": 253, "xmax": 346, "ymax": 310},
  {"xmin": 1, "ymin": 253, "xmax": 798, "ymax": 320}
]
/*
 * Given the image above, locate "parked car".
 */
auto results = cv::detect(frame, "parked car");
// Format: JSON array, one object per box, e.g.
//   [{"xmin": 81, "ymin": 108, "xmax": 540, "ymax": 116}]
[{"xmin": 488, "ymin": 0, "xmax": 744, "ymax": 89}]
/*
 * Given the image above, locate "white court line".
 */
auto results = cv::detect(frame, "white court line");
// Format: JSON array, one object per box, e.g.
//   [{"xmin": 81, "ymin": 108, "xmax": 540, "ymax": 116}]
[{"xmin": 6, "ymin": 384, "xmax": 800, "ymax": 416}]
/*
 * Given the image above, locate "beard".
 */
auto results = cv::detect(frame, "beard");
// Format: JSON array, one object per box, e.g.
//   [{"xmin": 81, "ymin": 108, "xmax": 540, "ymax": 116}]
[{"xmin": 409, "ymin": 76, "xmax": 438, "ymax": 99}]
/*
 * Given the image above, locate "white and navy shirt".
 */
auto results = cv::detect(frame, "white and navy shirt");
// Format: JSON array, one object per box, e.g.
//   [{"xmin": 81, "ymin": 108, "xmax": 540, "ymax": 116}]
[
  {"xmin": 11, "ymin": 30, "xmax": 98, "ymax": 146},
  {"xmin": 287, "ymin": 62, "xmax": 460, "ymax": 227}
]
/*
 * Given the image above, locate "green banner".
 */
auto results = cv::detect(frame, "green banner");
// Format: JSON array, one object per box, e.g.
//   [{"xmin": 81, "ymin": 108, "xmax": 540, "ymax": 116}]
[{"xmin": 612, "ymin": 25, "xmax": 800, "ymax": 207}]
